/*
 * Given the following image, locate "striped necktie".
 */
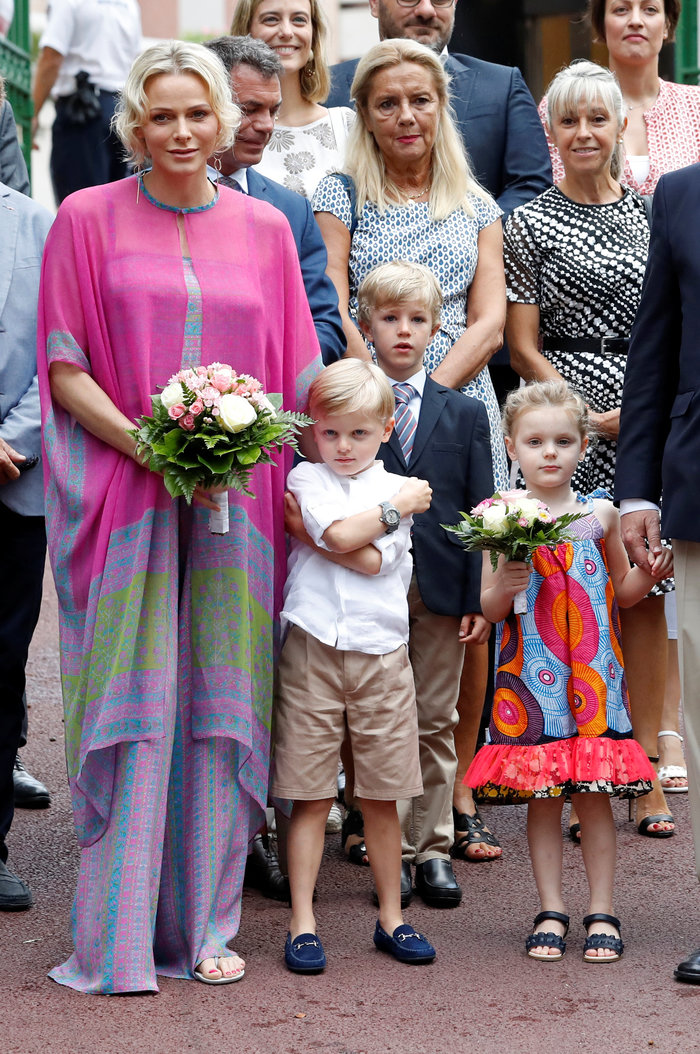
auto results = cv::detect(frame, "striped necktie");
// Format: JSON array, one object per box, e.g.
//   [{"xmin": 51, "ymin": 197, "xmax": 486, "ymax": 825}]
[{"xmin": 392, "ymin": 382, "xmax": 417, "ymax": 464}]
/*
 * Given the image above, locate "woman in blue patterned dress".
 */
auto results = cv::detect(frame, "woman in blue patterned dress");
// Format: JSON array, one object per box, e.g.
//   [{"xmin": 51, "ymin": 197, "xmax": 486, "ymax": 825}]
[{"xmin": 312, "ymin": 38, "xmax": 507, "ymax": 491}]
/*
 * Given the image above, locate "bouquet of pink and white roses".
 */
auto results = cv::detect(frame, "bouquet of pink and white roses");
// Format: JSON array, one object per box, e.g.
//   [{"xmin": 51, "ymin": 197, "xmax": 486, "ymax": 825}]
[
  {"xmin": 443, "ymin": 491, "xmax": 583, "ymax": 613},
  {"xmin": 130, "ymin": 363, "xmax": 312, "ymax": 533}
]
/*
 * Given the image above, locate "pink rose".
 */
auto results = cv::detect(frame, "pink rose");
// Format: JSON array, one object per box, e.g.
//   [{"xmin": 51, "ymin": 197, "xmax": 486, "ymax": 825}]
[
  {"xmin": 168, "ymin": 403, "xmax": 187, "ymax": 419},
  {"xmin": 190, "ymin": 399, "xmax": 204, "ymax": 415},
  {"xmin": 179, "ymin": 413, "xmax": 196, "ymax": 431}
]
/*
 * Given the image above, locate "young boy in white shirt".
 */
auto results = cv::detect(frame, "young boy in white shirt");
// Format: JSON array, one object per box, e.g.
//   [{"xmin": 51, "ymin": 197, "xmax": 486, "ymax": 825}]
[{"xmin": 272, "ymin": 358, "xmax": 435, "ymax": 972}]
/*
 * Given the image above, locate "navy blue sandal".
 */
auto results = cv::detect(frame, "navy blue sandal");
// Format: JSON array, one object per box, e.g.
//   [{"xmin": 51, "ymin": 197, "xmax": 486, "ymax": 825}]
[
  {"xmin": 525, "ymin": 910, "xmax": 569, "ymax": 961},
  {"xmin": 583, "ymin": 913, "xmax": 624, "ymax": 963}
]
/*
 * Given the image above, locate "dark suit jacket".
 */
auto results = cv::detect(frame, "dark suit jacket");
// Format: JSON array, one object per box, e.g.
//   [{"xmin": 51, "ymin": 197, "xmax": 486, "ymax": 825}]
[
  {"xmin": 246, "ymin": 168, "xmax": 345, "ymax": 365},
  {"xmin": 326, "ymin": 52, "xmax": 551, "ymax": 218},
  {"xmin": 615, "ymin": 165, "xmax": 700, "ymax": 542},
  {"xmin": 377, "ymin": 375, "xmax": 494, "ymax": 616},
  {"xmin": 0, "ymin": 100, "xmax": 30, "ymax": 196}
]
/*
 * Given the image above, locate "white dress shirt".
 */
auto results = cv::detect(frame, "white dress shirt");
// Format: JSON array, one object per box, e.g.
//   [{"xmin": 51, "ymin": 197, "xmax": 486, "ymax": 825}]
[{"xmin": 282, "ymin": 460, "xmax": 413, "ymax": 654}]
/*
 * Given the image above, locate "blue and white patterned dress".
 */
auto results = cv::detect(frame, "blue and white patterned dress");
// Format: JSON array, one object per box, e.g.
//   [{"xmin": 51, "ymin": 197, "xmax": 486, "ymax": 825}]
[{"xmin": 312, "ymin": 173, "xmax": 508, "ymax": 489}]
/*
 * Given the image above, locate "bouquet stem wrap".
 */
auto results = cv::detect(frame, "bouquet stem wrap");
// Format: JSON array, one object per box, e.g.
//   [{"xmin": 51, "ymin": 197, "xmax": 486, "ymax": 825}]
[{"xmin": 209, "ymin": 492, "xmax": 229, "ymax": 535}]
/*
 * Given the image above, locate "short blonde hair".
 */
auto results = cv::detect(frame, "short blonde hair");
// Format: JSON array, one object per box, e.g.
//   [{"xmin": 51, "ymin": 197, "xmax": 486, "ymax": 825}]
[
  {"xmin": 546, "ymin": 60, "xmax": 625, "ymax": 181},
  {"xmin": 230, "ymin": 0, "xmax": 330, "ymax": 104},
  {"xmin": 357, "ymin": 261, "xmax": 443, "ymax": 329},
  {"xmin": 309, "ymin": 359, "xmax": 395, "ymax": 422},
  {"xmin": 114, "ymin": 40, "xmax": 240, "ymax": 167},
  {"xmin": 503, "ymin": 379, "xmax": 590, "ymax": 441},
  {"xmin": 347, "ymin": 38, "xmax": 491, "ymax": 221}
]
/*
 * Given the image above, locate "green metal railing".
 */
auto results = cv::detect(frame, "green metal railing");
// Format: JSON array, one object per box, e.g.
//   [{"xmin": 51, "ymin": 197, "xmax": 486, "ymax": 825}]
[
  {"xmin": 676, "ymin": 1, "xmax": 699, "ymax": 85},
  {"xmin": 0, "ymin": 0, "xmax": 31, "ymax": 180}
]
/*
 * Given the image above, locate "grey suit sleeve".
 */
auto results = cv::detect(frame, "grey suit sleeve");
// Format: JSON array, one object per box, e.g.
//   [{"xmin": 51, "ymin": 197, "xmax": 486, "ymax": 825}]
[
  {"xmin": 497, "ymin": 68, "xmax": 551, "ymax": 217},
  {"xmin": 299, "ymin": 199, "xmax": 346, "ymax": 364},
  {"xmin": 0, "ymin": 100, "xmax": 30, "ymax": 196}
]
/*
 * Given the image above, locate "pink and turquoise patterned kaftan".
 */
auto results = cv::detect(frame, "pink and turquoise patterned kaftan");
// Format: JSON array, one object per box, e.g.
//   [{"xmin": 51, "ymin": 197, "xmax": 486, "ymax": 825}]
[{"xmin": 37, "ymin": 176, "xmax": 322, "ymax": 993}]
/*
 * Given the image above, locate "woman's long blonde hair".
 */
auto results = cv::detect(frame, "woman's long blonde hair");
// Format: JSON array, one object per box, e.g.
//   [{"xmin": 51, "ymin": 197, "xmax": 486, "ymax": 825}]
[
  {"xmin": 347, "ymin": 38, "xmax": 490, "ymax": 221},
  {"xmin": 230, "ymin": 0, "xmax": 331, "ymax": 104}
]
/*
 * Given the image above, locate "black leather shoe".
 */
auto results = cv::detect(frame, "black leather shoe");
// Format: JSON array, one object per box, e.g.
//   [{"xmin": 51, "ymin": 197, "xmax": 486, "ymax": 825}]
[
  {"xmin": 13, "ymin": 755, "xmax": 50, "ymax": 809},
  {"xmin": 415, "ymin": 858, "xmax": 462, "ymax": 908},
  {"xmin": 0, "ymin": 859, "xmax": 32, "ymax": 911},
  {"xmin": 675, "ymin": 947, "xmax": 700, "ymax": 984},
  {"xmin": 372, "ymin": 860, "xmax": 413, "ymax": 909},
  {"xmin": 244, "ymin": 833, "xmax": 290, "ymax": 902}
]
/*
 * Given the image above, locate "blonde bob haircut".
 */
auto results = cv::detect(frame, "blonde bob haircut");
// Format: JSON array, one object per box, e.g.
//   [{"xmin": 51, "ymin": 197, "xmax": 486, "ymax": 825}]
[
  {"xmin": 546, "ymin": 60, "xmax": 625, "ymax": 182},
  {"xmin": 502, "ymin": 379, "xmax": 590, "ymax": 442},
  {"xmin": 308, "ymin": 359, "xmax": 395, "ymax": 423},
  {"xmin": 114, "ymin": 40, "xmax": 240, "ymax": 167},
  {"xmin": 230, "ymin": 0, "xmax": 331, "ymax": 104},
  {"xmin": 357, "ymin": 260, "xmax": 443, "ymax": 330},
  {"xmin": 348, "ymin": 38, "xmax": 490, "ymax": 221}
]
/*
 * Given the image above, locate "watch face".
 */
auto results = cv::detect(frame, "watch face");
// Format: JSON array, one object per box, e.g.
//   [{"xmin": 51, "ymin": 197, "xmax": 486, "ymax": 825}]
[{"xmin": 384, "ymin": 508, "xmax": 400, "ymax": 526}]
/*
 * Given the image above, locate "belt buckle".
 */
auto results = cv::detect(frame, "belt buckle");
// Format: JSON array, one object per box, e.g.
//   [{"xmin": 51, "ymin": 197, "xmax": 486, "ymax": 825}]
[{"xmin": 601, "ymin": 335, "xmax": 618, "ymax": 354}]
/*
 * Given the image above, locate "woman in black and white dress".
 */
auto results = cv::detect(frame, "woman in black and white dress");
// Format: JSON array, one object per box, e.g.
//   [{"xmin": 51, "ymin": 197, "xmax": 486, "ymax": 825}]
[{"xmin": 505, "ymin": 60, "xmax": 675, "ymax": 839}]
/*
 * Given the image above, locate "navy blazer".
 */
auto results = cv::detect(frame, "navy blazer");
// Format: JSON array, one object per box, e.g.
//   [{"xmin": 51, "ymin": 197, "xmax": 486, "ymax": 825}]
[
  {"xmin": 326, "ymin": 52, "xmax": 551, "ymax": 217},
  {"xmin": 0, "ymin": 182, "xmax": 54, "ymax": 517},
  {"xmin": 245, "ymin": 168, "xmax": 345, "ymax": 365},
  {"xmin": 615, "ymin": 165, "xmax": 700, "ymax": 542},
  {"xmin": 377, "ymin": 376, "xmax": 494, "ymax": 616},
  {"xmin": 0, "ymin": 100, "xmax": 30, "ymax": 196}
]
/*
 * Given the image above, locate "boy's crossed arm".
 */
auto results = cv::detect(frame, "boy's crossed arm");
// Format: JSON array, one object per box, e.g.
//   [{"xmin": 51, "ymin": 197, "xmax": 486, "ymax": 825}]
[{"xmin": 285, "ymin": 477, "xmax": 432, "ymax": 576}]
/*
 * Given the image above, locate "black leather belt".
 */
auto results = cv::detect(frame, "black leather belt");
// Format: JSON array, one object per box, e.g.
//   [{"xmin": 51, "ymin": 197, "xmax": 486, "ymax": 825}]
[{"xmin": 542, "ymin": 336, "xmax": 629, "ymax": 355}]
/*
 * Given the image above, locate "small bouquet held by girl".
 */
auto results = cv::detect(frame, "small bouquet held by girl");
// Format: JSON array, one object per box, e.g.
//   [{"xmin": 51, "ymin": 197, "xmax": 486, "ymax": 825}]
[
  {"xmin": 443, "ymin": 490, "xmax": 583, "ymax": 612},
  {"xmin": 131, "ymin": 363, "xmax": 312, "ymax": 534}
]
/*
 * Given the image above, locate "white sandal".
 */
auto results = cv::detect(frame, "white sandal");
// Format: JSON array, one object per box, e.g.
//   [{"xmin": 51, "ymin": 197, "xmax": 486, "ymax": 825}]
[
  {"xmin": 658, "ymin": 730, "xmax": 688, "ymax": 793},
  {"xmin": 194, "ymin": 956, "xmax": 245, "ymax": 985}
]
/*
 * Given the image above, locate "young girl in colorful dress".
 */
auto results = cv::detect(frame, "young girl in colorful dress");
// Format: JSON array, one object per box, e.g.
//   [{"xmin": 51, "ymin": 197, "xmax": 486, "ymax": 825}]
[{"xmin": 467, "ymin": 380, "xmax": 672, "ymax": 963}]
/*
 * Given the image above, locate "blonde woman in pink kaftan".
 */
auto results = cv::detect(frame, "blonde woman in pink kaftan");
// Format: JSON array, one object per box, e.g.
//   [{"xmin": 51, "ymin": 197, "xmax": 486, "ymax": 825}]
[{"xmin": 37, "ymin": 40, "xmax": 322, "ymax": 994}]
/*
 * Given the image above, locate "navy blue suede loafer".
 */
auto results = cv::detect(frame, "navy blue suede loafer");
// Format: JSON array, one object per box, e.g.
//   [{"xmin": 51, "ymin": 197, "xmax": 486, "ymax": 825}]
[
  {"xmin": 373, "ymin": 922, "xmax": 436, "ymax": 965},
  {"xmin": 284, "ymin": 931, "xmax": 326, "ymax": 973}
]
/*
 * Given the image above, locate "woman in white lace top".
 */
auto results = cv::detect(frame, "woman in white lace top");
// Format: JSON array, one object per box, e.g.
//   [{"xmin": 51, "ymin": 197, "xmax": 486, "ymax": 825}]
[{"xmin": 231, "ymin": 0, "xmax": 353, "ymax": 198}]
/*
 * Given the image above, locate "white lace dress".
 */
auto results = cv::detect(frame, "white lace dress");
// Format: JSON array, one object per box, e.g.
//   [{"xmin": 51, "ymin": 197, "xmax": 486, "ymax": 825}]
[{"xmin": 254, "ymin": 107, "xmax": 354, "ymax": 199}]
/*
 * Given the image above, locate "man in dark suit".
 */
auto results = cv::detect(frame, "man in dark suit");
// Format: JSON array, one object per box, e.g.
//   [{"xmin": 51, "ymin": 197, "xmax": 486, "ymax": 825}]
[
  {"xmin": 205, "ymin": 36, "xmax": 345, "ymax": 366},
  {"xmin": 615, "ymin": 164, "xmax": 700, "ymax": 985},
  {"xmin": 326, "ymin": 0, "xmax": 551, "ymax": 217}
]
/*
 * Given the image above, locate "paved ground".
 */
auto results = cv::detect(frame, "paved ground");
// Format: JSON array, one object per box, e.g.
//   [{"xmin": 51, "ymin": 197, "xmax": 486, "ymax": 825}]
[{"xmin": 3, "ymin": 571, "xmax": 700, "ymax": 1054}]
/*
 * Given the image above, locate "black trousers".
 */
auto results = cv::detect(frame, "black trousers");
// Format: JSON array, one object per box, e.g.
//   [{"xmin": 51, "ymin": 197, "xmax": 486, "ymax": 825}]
[
  {"xmin": 50, "ymin": 89, "xmax": 127, "ymax": 205},
  {"xmin": 0, "ymin": 503, "xmax": 46, "ymax": 861}
]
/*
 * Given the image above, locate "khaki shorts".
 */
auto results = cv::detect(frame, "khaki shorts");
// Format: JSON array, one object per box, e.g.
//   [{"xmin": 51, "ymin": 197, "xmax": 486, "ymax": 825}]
[{"xmin": 271, "ymin": 624, "xmax": 423, "ymax": 802}]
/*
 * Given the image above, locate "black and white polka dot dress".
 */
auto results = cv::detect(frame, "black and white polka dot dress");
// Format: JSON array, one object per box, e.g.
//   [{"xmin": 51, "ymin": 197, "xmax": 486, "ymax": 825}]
[{"xmin": 504, "ymin": 186, "xmax": 649, "ymax": 496}]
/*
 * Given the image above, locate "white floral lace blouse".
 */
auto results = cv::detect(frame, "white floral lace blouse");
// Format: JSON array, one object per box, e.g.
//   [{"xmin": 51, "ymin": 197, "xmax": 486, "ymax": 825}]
[{"xmin": 253, "ymin": 107, "xmax": 354, "ymax": 198}]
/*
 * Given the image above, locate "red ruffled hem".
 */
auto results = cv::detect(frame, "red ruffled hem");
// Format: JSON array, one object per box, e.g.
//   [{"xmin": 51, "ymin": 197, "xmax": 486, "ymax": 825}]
[{"xmin": 466, "ymin": 737, "xmax": 655, "ymax": 803}]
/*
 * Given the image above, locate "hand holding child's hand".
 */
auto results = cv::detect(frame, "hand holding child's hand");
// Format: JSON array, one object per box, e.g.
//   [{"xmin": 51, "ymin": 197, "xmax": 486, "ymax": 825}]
[
  {"xmin": 395, "ymin": 476, "xmax": 432, "ymax": 515},
  {"xmin": 648, "ymin": 544, "xmax": 673, "ymax": 580},
  {"xmin": 499, "ymin": 559, "xmax": 531, "ymax": 598},
  {"xmin": 458, "ymin": 613, "xmax": 491, "ymax": 645}
]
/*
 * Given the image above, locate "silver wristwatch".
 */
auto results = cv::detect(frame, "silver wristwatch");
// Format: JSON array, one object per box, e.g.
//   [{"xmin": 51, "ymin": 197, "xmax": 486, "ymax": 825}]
[{"xmin": 379, "ymin": 500, "xmax": 401, "ymax": 534}]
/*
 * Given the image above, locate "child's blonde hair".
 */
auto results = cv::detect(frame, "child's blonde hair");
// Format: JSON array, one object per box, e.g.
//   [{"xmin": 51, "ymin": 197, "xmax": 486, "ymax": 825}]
[
  {"xmin": 357, "ymin": 261, "xmax": 443, "ymax": 330},
  {"xmin": 503, "ymin": 380, "xmax": 590, "ymax": 440},
  {"xmin": 309, "ymin": 359, "xmax": 395, "ymax": 422}
]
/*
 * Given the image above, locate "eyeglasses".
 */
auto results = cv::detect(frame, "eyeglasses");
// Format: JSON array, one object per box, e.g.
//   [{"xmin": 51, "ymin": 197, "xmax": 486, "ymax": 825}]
[{"xmin": 395, "ymin": 0, "xmax": 455, "ymax": 7}]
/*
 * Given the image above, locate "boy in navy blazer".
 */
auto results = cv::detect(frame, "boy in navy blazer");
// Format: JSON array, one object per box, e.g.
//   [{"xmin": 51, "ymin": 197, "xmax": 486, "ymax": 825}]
[{"xmin": 359, "ymin": 262, "xmax": 494, "ymax": 907}]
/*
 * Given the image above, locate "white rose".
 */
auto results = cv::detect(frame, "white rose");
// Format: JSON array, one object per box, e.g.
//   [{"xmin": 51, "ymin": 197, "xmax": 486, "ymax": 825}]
[
  {"xmin": 161, "ymin": 382, "xmax": 185, "ymax": 409},
  {"xmin": 218, "ymin": 393, "xmax": 257, "ymax": 433},
  {"xmin": 481, "ymin": 504, "xmax": 510, "ymax": 535},
  {"xmin": 514, "ymin": 498, "xmax": 542, "ymax": 525}
]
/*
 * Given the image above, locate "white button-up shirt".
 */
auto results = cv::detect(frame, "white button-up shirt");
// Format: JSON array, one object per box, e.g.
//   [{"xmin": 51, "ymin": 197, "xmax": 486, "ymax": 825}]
[{"xmin": 282, "ymin": 460, "xmax": 413, "ymax": 654}]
